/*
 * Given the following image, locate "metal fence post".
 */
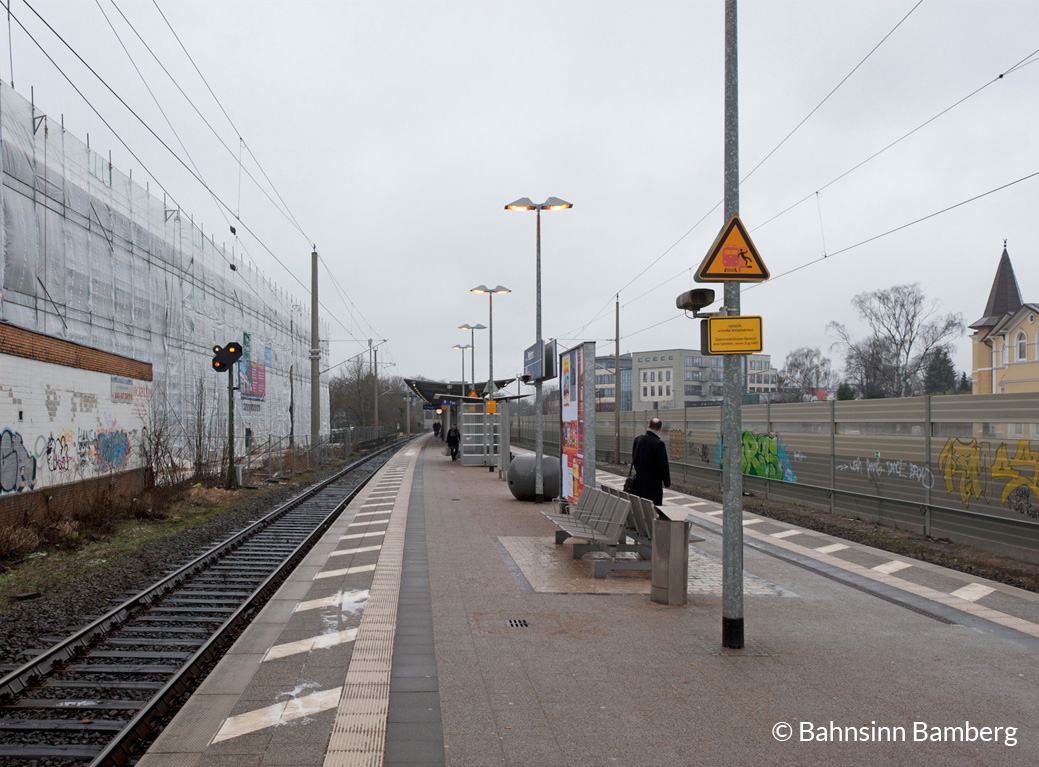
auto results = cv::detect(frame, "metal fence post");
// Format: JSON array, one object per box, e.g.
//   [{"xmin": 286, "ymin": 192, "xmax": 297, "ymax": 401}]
[
  {"xmin": 924, "ymin": 395, "xmax": 932, "ymax": 537},
  {"xmin": 829, "ymin": 399, "xmax": 836, "ymax": 514}
]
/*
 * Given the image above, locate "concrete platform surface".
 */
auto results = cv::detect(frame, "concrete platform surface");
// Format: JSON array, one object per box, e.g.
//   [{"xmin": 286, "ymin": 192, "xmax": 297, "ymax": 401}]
[{"xmin": 139, "ymin": 434, "xmax": 1039, "ymax": 767}]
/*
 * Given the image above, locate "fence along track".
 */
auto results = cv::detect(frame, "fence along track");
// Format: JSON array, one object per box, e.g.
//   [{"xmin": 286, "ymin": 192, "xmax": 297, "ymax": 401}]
[{"xmin": 0, "ymin": 438, "xmax": 410, "ymax": 767}]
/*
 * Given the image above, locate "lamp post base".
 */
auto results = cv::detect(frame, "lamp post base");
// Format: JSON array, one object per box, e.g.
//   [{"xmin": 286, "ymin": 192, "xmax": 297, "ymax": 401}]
[{"xmin": 722, "ymin": 617, "xmax": 744, "ymax": 649}]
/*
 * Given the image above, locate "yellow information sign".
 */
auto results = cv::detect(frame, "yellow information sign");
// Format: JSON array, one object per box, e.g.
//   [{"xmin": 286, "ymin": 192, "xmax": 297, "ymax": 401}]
[
  {"xmin": 701, "ymin": 316, "xmax": 763, "ymax": 355},
  {"xmin": 695, "ymin": 216, "xmax": 769, "ymax": 282},
  {"xmin": 486, "ymin": 399, "xmax": 497, "ymax": 414}
]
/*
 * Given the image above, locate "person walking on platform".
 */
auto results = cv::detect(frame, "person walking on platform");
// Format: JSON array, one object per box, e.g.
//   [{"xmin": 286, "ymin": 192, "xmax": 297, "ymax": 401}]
[
  {"xmin": 446, "ymin": 424, "xmax": 461, "ymax": 461},
  {"xmin": 433, "ymin": 421, "xmax": 442, "ymax": 438},
  {"xmin": 630, "ymin": 417, "xmax": 670, "ymax": 506}
]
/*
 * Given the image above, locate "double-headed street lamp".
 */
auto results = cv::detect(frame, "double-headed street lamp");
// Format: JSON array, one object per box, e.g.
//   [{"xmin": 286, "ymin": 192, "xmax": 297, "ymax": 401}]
[
  {"xmin": 505, "ymin": 196, "xmax": 572, "ymax": 502},
  {"xmin": 458, "ymin": 323, "xmax": 486, "ymax": 389},
  {"xmin": 451, "ymin": 343, "xmax": 472, "ymax": 395},
  {"xmin": 471, "ymin": 285, "xmax": 510, "ymax": 394}
]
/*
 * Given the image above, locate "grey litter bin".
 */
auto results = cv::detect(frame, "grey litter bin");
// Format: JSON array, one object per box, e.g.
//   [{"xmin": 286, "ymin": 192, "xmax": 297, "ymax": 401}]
[{"xmin": 651, "ymin": 518, "xmax": 691, "ymax": 605}]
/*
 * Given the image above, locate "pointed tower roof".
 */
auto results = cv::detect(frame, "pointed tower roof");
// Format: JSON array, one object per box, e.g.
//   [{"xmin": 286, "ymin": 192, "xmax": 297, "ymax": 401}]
[{"xmin": 970, "ymin": 247, "xmax": 1023, "ymax": 329}]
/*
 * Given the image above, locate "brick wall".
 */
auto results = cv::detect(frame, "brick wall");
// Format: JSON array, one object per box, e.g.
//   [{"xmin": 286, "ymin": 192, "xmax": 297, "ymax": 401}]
[{"xmin": 0, "ymin": 323, "xmax": 153, "ymax": 381}]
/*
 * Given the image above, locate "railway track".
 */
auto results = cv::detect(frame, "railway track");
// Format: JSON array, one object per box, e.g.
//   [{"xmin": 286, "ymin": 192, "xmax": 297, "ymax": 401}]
[{"xmin": 0, "ymin": 440, "xmax": 410, "ymax": 767}]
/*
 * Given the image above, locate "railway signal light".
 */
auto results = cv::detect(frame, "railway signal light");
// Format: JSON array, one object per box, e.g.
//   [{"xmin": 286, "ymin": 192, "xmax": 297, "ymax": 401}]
[{"xmin": 212, "ymin": 342, "xmax": 243, "ymax": 372}]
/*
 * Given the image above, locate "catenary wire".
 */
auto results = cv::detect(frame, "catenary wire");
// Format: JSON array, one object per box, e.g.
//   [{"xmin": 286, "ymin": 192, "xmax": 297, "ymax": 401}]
[
  {"xmin": 105, "ymin": 0, "xmax": 310, "ymax": 241},
  {"xmin": 11, "ymin": 0, "xmax": 364, "ymax": 344},
  {"xmin": 565, "ymin": 1, "xmax": 925, "ymax": 342},
  {"xmin": 149, "ymin": 0, "xmax": 308, "ymax": 238}
]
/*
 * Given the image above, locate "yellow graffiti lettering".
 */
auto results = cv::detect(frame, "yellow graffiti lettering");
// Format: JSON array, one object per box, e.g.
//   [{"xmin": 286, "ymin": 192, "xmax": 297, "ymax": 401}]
[
  {"xmin": 937, "ymin": 438, "xmax": 986, "ymax": 507},
  {"xmin": 991, "ymin": 441, "xmax": 1039, "ymax": 506}
]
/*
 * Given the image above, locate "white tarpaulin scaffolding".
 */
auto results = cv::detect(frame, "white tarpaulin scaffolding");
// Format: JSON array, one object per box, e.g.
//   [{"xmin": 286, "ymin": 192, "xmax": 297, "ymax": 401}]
[{"xmin": 0, "ymin": 83, "xmax": 329, "ymax": 461}]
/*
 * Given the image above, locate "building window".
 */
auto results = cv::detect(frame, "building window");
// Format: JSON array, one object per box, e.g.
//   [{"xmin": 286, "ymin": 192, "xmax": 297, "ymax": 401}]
[
  {"xmin": 643, "ymin": 372, "xmax": 647, "ymax": 383},
  {"xmin": 665, "ymin": 385, "xmax": 671, "ymax": 396},
  {"xmin": 668, "ymin": 356, "xmax": 673, "ymax": 360},
  {"xmin": 665, "ymin": 370, "xmax": 671, "ymax": 382},
  {"xmin": 643, "ymin": 386, "xmax": 647, "ymax": 397},
  {"xmin": 1017, "ymin": 332, "xmax": 1028, "ymax": 362},
  {"xmin": 650, "ymin": 371, "xmax": 655, "ymax": 382}
]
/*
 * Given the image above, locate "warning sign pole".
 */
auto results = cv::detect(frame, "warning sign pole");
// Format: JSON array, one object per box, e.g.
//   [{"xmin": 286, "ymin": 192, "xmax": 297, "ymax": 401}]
[{"xmin": 721, "ymin": 0, "xmax": 744, "ymax": 650}]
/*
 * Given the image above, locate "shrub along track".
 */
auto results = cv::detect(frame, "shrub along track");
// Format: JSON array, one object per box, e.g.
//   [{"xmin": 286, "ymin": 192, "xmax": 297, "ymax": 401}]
[{"xmin": 0, "ymin": 440, "xmax": 408, "ymax": 767}]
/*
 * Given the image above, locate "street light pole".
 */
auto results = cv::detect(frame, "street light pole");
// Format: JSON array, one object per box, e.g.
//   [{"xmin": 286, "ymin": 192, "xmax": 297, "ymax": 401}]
[
  {"xmin": 452, "ymin": 344, "xmax": 472, "ymax": 395},
  {"xmin": 471, "ymin": 285, "xmax": 510, "ymax": 392},
  {"xmin": 505, "ymin": 197, "xmax": 571, "ymax": 503},
  {"xmin": 459, "ymin": 323, "xmax": 486, "ymax": 390}
]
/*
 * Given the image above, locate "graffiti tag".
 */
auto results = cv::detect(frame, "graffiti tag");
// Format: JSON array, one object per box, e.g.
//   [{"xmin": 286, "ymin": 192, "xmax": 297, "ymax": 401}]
[{"xmin": 0, "ymin": 428, "xmax": 37, "ymax": 493}]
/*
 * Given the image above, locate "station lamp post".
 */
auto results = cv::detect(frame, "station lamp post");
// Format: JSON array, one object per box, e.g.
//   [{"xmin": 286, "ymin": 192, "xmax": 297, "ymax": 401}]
[
  {"xmin": 458, "ymin": 323, "xmax": 486, "ymax": 390},
  {"xmin": 505, "ymin": 196, "xmax": 572, "ymax": 502},
  {"xmin": 470, "ymin": 285, "xmax": 510, "ymax": 393},
  {"xmin": 451, "ymin": 343, "xmax": 472, "ymax": 396}
]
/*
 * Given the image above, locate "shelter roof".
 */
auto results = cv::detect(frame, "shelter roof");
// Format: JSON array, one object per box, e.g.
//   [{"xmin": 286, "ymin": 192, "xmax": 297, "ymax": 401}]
[{"xmin": 405, "ymin": 378, "xmax": 515, "ymax": 406}]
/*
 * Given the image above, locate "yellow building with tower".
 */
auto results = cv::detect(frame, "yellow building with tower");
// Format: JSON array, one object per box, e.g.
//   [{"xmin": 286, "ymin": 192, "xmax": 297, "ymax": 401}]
[{"xmin": 970, "ymin": 246, "xmax": 1039, "ymax": 394}]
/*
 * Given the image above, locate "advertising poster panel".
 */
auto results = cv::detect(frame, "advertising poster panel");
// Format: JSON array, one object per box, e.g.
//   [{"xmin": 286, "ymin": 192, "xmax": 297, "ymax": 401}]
[{"xmin": 560, "ymin": 342, "xmax": 595, "ymax": 505}]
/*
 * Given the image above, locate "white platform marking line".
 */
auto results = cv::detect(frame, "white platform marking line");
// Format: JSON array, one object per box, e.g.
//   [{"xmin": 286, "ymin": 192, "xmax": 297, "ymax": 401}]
[
  {"xmin": 742, "ymin": 519, "xmax": 762, "ymax": 526},
  {"xmin": 263, "ymin": 628, "xmax": 359, "ymax": 661},
  {"xmin": 295, "ymin": 590, "xmax": 369, "ymax": 613},
  {"xmin": 815, "ymin": 543, "xmax": 848, "ymax": 554},
  {"xmin": 686, "ymin": 501, "xmax": 708, "ymax": 507},
  {"xmin": 770, "ymin": 529, "xmax": 800, "ymax": 539},
  {"xmin": 328, "ymin": 545, "xmax": 382, "ymax": 558},
  {"xmin": 873, "ymin": 560, "xmax": 913, "ymax": 574},
  {"xmin": 950, "ymin": 583, "xmax": 996, "ymax": 602},
  {"xmin": 704, "ymin": 510, "xmax": 724, "ymax": 516},
  {"xmin": 315, "ymin": 563, "xmax": 377, "ymax": 580},
  {"xmin": 354, "ymin": 510, "xmax": 392, "ymax": 518},
  {"xmin": 211, "ymin": 687, "xmax": 342, "ymax": 743},
  {"xmin": 340, "ymin": 531, "xmax": 385, "ymax": 541}
]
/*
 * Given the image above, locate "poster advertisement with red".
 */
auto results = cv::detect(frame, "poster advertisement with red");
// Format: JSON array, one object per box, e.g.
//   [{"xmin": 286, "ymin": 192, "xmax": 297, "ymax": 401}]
[{"xmin": 560, "ymin": 345, "xmax": 583, "ymax": 504}]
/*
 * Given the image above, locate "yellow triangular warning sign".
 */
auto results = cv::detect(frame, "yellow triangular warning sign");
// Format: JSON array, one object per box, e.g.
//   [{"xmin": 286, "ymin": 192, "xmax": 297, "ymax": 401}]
[{"xmin": 695, "ymin": 216, "xmax": 769, "ymax": 283}]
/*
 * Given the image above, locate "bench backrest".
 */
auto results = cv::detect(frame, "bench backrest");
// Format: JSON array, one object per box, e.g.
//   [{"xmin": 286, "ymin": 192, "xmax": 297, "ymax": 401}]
[{"xmin": 594, "ymin": 493, "xmax": 631, "ymax": 543}]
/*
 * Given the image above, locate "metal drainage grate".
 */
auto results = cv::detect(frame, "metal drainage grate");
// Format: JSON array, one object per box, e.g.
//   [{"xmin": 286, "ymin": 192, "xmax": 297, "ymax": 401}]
[{"xmin": 507, "ymin": 619, "xmax": 529, "ymax": 628}]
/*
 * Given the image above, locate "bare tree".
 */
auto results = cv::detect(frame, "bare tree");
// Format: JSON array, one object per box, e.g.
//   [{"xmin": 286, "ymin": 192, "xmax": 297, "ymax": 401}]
[
  {"xmin": 829, "ymin": 283, "xmax": 963, "ymax": 398},
  {"xmin": 329, "ymin": 358, "xmax": 373, "ymax": 428},
  {"xmin": 778, "ymin": 346, "xmax": 834, "ymax": 401}
]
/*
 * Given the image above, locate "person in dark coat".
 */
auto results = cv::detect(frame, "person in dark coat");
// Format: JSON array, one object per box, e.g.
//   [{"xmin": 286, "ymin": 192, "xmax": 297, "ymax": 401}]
[
  {"xmin": 432, "ymin": 421, "xmax": 442, "ymax": 438},
  {"xmin": 445, "ymin": 424, "xmax": 461, "ymax": 461},
  {"xmin": 630, "ymin": 417, "xmax": 670, "ymax": 506}
]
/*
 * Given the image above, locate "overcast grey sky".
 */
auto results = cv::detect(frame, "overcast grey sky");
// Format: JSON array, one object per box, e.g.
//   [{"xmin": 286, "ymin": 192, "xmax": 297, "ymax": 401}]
[{"xmin": 9, "ymin": 0, "xmax": 1039, "ymax": 385}]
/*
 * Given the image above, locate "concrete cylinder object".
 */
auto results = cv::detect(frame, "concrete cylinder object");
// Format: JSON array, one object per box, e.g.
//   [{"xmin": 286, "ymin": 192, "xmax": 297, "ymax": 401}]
[
  {"xmin": 651, "ymin": 518, "xmax": 691, "ymax": 605},
  {"xmin": 507, "ymin": 454, "xmax": 561, "ymax": 501}
]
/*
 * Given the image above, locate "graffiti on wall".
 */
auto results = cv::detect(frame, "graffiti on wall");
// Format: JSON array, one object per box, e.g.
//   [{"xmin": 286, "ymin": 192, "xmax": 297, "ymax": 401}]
[
  {"xmin": 716, "ymin": 431, "xmax": 798, "ymax": 482},
  {"xmin": 0, "ymin": 426, "xmax": 136, "ymax": 494},
  {"xmin": 0, "ymin": 429, "xmax": 37, "ymax": 493},
  {"xmin": 834, "ymin": 455, "xmax": 934, "ymax": 490},
  {"xmin": 939, "ymin": 438, "xmax": 1039, "ymax": 518}
]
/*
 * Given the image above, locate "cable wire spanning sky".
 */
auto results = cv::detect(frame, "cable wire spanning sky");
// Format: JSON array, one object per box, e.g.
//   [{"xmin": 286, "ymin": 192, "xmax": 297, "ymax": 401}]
[{"xmin": 7, "ymin": 0, "xmax": 1039, "ymax": 385}]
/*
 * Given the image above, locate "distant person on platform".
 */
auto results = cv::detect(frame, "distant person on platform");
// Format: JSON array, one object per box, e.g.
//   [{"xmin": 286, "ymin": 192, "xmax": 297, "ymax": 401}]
[
  {"xmin": 446, "ymin": 424, "xmax": 461, "ymax": 461},
  {"xmin": 630, "ymin": 417, "xmax": 670, "ymax": 506},
  {"xmin": 433, "ymin": 421, "xmax": 442, "ymax": 438}
]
